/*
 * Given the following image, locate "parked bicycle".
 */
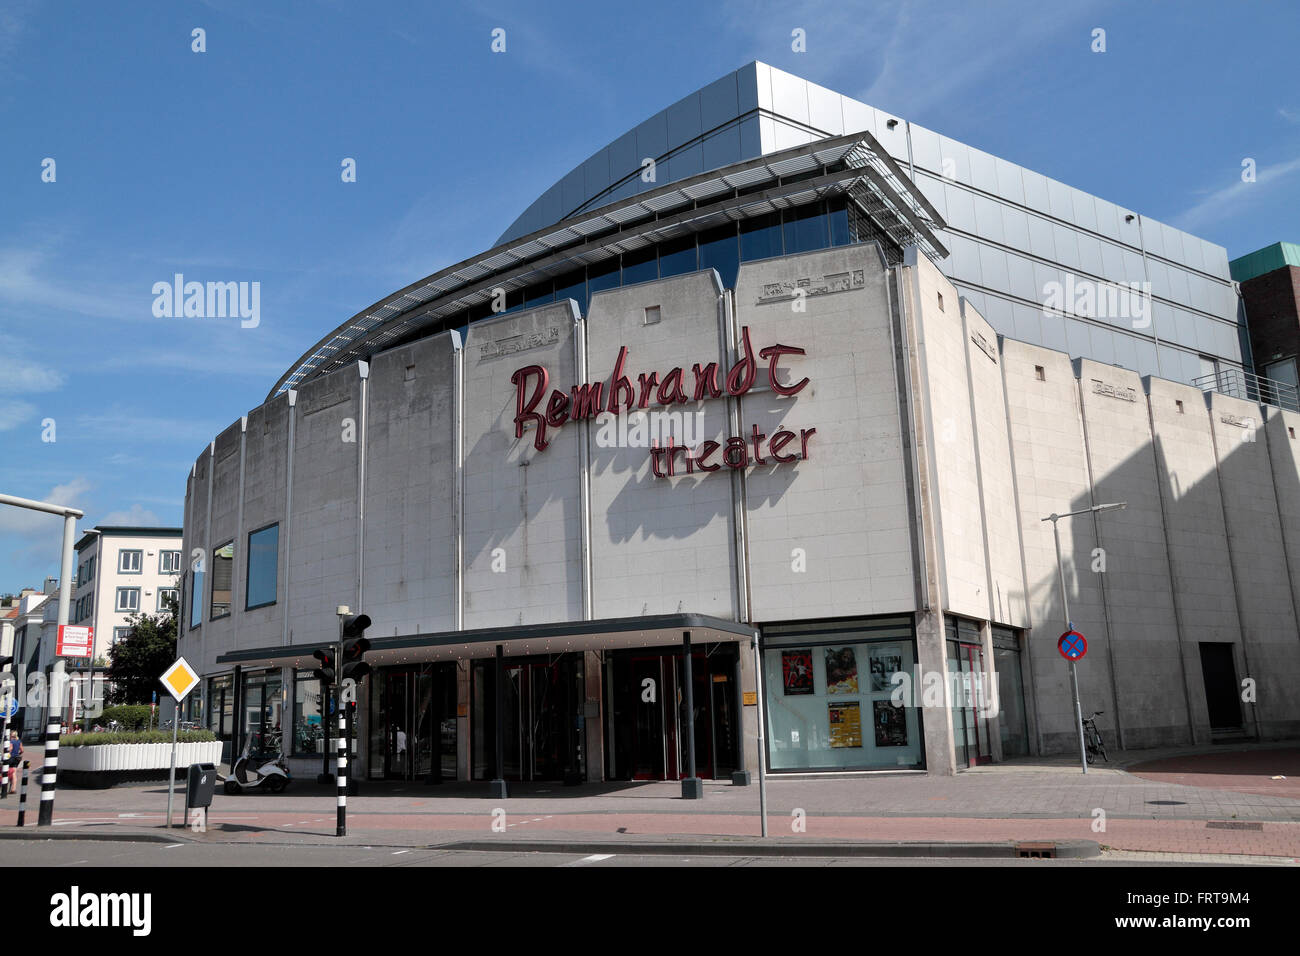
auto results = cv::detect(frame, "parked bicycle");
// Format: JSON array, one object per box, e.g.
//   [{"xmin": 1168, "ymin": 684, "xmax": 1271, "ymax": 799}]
[{"xmin": 1082, "ymin": 711, "xmax": 1108, "ymax": 764}]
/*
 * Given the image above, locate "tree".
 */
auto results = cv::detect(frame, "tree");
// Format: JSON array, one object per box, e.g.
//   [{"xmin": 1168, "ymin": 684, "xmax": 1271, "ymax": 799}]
[{"xmin": 104, "ymin": 608, "xmax": 177, "ymax": 705}]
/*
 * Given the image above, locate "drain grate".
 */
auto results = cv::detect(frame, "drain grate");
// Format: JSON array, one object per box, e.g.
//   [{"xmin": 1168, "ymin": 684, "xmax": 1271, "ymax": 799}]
[
  {"xmin": 1146, "ymin": 800, "xmax": 1187, "ymax": 806},
  {"xmin": 1206, "ymin": 821, "xmax": 1263, "ymax": 831},
  {"xmin": 1016, "ymin": 842, "xmax": 1057, "ymax": 859}
]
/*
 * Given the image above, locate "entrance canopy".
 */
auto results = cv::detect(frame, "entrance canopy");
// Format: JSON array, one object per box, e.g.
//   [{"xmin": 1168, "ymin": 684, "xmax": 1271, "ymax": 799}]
[{"xmin": 214, "ymin": 612, "xmax": 758, "ymax": 671}]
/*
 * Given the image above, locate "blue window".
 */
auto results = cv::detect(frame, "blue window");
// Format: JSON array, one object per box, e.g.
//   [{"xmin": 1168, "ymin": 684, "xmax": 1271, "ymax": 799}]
[
  {"xmin": 658, "ymin": 236, "xmax": 697, "ymax": 279},
  {"xmin": 190, "ymin": 565, "xmax": 204, "ymax": 630},
  {"xmin": 587, "ymin": 260, "xmax": 619, "ymax": 304},
  {"xmin": 554, "ymin": 269, "xmax": 586, "ymax": 309},
  {"xmin": 740, "ymin": 212, "xmax": 782, "ymax": 262},
  {"xmin": 828, "ymin": 198, "xmax": 851, "ymax": 246},
  {"xmin": 699, "ymin": 224, "xmax": 739, "ymax": 289},
  {"xmin": 783, "ymin": 204, "xmax": 829, "ymax": 255},
  {"xmin": 621, "ymin": 246, "xmax": 657, "ymax": 286},
  {"xmin": 522, "ymin": 280, "xmax": 554, "ymax": 307},
  {"xmin": 246, "ymin": 524, "xmax": 279, "ymax": 610}
]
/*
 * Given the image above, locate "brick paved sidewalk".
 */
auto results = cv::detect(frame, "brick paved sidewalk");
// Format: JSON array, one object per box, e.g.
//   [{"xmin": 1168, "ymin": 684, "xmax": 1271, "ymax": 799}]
[{"xmin": 2, "ymin": 742, "xmax": 1297, "ymax": 858}]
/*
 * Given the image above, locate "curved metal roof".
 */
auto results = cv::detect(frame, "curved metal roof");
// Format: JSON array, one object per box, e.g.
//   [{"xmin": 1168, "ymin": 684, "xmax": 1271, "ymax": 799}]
[{"xmin": 268, "ymin": 129, "xmax": 946, "ymax": 401}]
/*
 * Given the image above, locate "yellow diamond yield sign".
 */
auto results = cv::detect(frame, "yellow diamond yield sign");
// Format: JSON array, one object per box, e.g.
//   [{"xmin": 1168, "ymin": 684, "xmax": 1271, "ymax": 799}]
[{"xmin": 161, "ymin": 657, "xmax": 200, "ymax": 701}]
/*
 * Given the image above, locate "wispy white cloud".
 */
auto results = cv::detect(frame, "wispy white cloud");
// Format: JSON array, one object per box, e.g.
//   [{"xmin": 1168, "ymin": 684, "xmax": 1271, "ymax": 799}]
[
  {"xmin": 722, "ymin": 0, "xmax": 1107, "ymax": 117},
  {"xmin": 98, "ymin": 503, "xmax": 162, "ymax": 526},
  {"xmin": 0, "ymin": 399, "xmax": 37, "ymax": 431},
  {"xmin": 1280, "ymin": 107, "xmax": 1300, "ymax": 125},
  {"xmin": 1174, "ymin": 156, "xmax": 1300, "ymax": 232},
  {"xmin": 0, "ymin": 476, "xmax": 92, "ymax": 537},
  {"xmin": 74, "ymin": 410, "xmax": 229, "ymax": 445}
]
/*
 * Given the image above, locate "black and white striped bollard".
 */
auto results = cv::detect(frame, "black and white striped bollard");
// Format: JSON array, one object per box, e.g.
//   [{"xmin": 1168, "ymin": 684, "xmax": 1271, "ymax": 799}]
[
  {"xmin": 37, "ymin": 718, "xmax": 59, "ymax": 826},
  {"xmin": 17, "ymin": 761, "xmax": 30, "ymax": 826},
  {"xmin": 336, "ymin": 709, "xmax": 347, "ymax": 837}
]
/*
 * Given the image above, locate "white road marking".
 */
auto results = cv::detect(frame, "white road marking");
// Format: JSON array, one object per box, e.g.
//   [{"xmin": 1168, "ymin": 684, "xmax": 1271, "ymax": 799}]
[
  {"xmin": 562, "ymin": 854, "xmax": 614, "ymax": 867},
  {"xmin": 392, "ymin": 850, "xmax": 410, "ymax": 855},
  {"xmin": 164, "ymin": 844, "xmax": 185, "ymax": 849}
]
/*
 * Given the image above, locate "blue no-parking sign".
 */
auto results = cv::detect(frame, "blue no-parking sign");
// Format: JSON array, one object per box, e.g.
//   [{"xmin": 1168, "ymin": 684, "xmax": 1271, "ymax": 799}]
[{"xmin": 1058, "ymin": 630, "xmax": 1087, "ymax": 661}]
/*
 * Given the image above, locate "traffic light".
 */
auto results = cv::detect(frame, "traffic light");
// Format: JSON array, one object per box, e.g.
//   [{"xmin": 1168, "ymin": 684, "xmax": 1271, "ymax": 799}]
[
  {"xmin": 312, "ymin": 647, "xmax": 336, "ymax": 686},
  {"xmin": 339, "ymin": 614, "xmax": 372, "ymax": 683}
]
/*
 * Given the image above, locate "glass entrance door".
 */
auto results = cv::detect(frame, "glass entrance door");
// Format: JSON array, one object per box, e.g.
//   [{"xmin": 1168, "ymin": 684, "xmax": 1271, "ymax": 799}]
[
  {"xmin": 946, "ymin": 621, "xmax": 992, "ymax": 768},
  {"xmin": 606, "ymin": 645, "xmax": 738, "ymax": 781},
  {"xmin": 472, "ymin": 655, "xmax": 585, "ymax": 782},
  {"xmin": 370, "ymin": 664, "xmax": 457, "ymax": 781}
]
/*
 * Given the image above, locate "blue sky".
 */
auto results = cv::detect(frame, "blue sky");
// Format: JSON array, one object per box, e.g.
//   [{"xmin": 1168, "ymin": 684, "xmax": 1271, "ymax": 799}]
[{"xmin": 2, "ymin": 0, "xmax": 1298, "ymax": 588}]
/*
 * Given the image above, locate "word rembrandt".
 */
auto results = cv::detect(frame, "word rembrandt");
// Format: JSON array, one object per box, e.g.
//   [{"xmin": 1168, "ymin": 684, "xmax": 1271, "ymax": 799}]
[{"xmin": 510, "ymin": 327, "xmax": 815, "ymax": 476}]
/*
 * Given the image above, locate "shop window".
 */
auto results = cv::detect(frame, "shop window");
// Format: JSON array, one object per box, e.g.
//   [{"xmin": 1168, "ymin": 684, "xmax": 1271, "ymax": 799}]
[
  {"xmin": 240, "ymin": 669, "xmax": 284, "ymax": 757},
  {"xmin": 293, "ymin": 671, "xmax": 326, "ymax": 756},
  {"xmin": 761, "ymin": 617, "xmax": 923, "ymax": 772},
  {"xmin": 245, "ymin": 523, "xmax": 279, "ymax": 610},
  {"xmin": 207, "ymin": 675, "xmax": 234, "ymax": 762}
]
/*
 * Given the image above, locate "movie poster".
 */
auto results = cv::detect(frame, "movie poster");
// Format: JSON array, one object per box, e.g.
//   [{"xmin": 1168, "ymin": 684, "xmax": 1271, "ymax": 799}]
[
  {"xmin": 828, "ymin": 701, "xmax": 862, "ymax": 748},
  {"xmin": 824, "ymin": 646, "xmax": 859, "ymax": 694},
  {"xmin": 874, "ymin": 700, "xmax": 908, "ymax": 747},
  {"xmin": 869, "ymin": 645, "xmax": 903, "ymax": 693},
  {"xmin": 781, "ymin": 650, "xmax": 814, "ymax": 696}
]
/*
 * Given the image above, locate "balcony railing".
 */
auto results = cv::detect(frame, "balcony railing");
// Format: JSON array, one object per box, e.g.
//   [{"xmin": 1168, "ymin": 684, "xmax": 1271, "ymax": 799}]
[{"xmin": 1191, "ymin": 367, "xmax": 1300, "ymax": 413}]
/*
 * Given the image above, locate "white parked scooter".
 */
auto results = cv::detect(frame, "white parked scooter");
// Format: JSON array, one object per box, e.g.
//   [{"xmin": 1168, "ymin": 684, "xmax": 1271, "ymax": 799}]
[{"xmin": 220, "ymin": 739, "xmax": 290, "ymax": 794}]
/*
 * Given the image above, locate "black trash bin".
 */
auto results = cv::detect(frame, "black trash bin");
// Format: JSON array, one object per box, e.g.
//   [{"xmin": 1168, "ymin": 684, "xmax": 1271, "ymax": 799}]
[{"xmin": 185, "ymin": 762, "xmax": 217, "ymax": 830}]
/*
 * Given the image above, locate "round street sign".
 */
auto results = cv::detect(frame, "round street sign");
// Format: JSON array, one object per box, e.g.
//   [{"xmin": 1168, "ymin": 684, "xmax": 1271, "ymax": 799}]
[
  {"xmin": 1058, "ymin": 630, "xmax": 1087, "ymax": 661},
  {"xmin": 1, "ymin": 697, "xmax": 17, "ymax": 718}
]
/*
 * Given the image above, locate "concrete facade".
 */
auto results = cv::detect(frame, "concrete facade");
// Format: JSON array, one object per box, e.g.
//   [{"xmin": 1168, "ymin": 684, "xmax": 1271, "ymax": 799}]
[{"xmin": 182, "ymin": 243, "xmax": 1300, "ymax": 783}]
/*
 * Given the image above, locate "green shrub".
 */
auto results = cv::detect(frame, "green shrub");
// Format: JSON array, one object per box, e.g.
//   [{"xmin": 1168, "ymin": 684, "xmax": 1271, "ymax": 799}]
[
  {"xmin": 98, "ymin": 705, "xmax": 153, "ymax": 731},
  {"xmin": 60, "ymin": 730, "xmax": 217, "ymax": 747}
]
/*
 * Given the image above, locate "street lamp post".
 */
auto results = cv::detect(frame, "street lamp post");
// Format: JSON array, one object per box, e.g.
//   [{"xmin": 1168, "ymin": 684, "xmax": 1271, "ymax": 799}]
[
  {"xmin": 80, "ymin": 528, "xmax": 103, "ymax": 733},
  {"xmin": 0, "ymin": 492, "xmax": 84, "ymax": 826},
  {"xmin": 1042, "ymin": 502, "xmax": 1126, "ymax": 775}
]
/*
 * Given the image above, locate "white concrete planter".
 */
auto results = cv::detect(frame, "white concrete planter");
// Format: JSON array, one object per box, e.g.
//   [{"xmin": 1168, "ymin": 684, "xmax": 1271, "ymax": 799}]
[{"xmin": 59, "ymin": 741, "xmax": 223, "ymax": 773}]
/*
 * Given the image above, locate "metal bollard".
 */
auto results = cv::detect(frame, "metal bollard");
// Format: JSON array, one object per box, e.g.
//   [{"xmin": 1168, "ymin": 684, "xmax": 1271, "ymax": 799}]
[{"xmin": 17, "ymin": 761, "xmax": 30, "ymax": 827}]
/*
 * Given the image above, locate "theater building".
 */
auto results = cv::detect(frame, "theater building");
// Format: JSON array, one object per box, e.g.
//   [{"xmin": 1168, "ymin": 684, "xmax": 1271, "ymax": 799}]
[{"xmin": 179, "ymin": 64, "xmax": 1300, "ymax": 785}]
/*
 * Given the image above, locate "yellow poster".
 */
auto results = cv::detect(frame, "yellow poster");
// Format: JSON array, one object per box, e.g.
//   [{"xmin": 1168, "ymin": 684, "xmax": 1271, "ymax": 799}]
[{"xmin": 828, "ymin": 701, "xmax": 862, "ymax": 748}]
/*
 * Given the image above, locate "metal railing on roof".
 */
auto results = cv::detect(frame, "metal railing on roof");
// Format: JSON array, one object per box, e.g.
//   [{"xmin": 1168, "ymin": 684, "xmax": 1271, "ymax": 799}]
[{"xmin": 1191, "ymin": 367, "xmax": 1299, "ymax": 413}]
